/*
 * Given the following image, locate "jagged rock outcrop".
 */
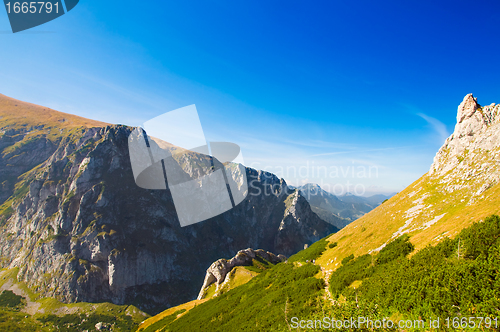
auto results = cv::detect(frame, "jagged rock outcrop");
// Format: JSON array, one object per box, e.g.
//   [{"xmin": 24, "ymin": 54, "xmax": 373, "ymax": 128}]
[
  {"xmin": 0, "ymin": 94, "xmax": 337, "ymax": 313},
  {"xmin": 197, "ymin": 248, "xmax": 285, "ymax": 300},
  {"xmin": 430, "ymin": 94, "xmax": 500, "ymax": 198}
]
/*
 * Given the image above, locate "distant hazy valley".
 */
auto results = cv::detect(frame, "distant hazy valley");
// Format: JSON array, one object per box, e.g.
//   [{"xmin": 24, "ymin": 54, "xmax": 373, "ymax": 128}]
[{"xmin": 298, "ymin": 183, "xmax": 393, "ymax": 229}]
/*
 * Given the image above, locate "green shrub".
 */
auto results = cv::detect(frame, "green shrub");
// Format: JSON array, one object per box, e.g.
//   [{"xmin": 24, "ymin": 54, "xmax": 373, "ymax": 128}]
[
  {"xmin": 460, "ymin": 214, "xmax": 500, "ymax": 259},
  {"xmin": 355, "ymin": 215, "xmax": 500, "ymax": 318},
  {"xmin": 288, "ymin": 237, "xmax": 329, "ymax": 263},
  {"xmin": 37, "ymin": 312, "xmax": 138, "ymax": 332},
  {"xmin": 341, "ymin": 254, "xmax": 354, "ymax": 265},
  {"xmin": 244, "ymin": 254, "xmax": 274, "ymax": 273},
  {"xmin": 330, "ymin": 254, "xmax": 372, "ymax": 297},
  {"xmin": 376, "ymin": 234, "xmax": 414, "ymax": 265},
  {"xmin": 0, "ymin": 291, "xmax": 24, "ymax": 308},
  {"xmin": 0, "ymin": 309, "xmax": 44, "ymax": 331}
]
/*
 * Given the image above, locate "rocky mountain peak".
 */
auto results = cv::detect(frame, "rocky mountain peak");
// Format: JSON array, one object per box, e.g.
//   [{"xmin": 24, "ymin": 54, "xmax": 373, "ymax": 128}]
[
  {"xmin": 454, "ymin": 93, "xmax": 499, "ymax": 137},
  {"xmin": 456, "ymin": 93, "xmax": 480, "ymax": 123},
  {"xmin": 429, "ymin": 94, "xmax": 500, "ymax": 198}
]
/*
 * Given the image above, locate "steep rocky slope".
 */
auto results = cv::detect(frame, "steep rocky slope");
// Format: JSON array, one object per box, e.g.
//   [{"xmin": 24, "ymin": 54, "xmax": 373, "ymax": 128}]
[
  {"xmin": 318, "ymin": 93, "xmax": 500, "ymax": 268},
  {"xmin": 0, "ymin": 94, "xmax": 337, "ymax": 313}
]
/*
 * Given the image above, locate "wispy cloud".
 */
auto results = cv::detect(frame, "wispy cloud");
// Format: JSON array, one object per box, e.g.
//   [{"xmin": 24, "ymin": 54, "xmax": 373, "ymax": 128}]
[
  {"xmin": 416, "ymin": 112, "xmax": 450, "ymax": 144},
  {"xmin": 397, "ymin": 103, "xmax": 451, "ymax": 145}
]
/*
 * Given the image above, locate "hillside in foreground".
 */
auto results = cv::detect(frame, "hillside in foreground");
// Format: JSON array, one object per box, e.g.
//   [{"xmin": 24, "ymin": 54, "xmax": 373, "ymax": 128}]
[{"xmin": 139, "ymin": 215, "xmax": 500, "ymax": 331}]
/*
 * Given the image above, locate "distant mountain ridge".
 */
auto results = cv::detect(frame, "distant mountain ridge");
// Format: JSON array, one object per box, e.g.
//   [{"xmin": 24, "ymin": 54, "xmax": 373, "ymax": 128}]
[{"xmin": 298, "ymin": 183, "xmax": 392, "ymax": 229}]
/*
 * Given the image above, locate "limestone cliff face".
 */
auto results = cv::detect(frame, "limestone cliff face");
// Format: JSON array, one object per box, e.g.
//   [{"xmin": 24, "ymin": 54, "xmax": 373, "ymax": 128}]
[
  {"xmin": 430, "ymin": 94, "xmax": 500, "ymax": 198},
  {"xmin": 0, "ymin": 95, "xmax": 337, "ymax": 313}
]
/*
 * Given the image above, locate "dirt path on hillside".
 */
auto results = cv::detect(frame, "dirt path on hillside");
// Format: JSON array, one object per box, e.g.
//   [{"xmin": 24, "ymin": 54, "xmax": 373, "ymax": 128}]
[{"xmin": 320, "ymin": 267, "xmax": 335, "ymax": 306}]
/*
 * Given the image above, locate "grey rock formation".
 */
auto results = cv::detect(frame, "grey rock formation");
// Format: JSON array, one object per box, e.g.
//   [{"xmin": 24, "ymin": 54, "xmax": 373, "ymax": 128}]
[
  {"xmin": 197, "ymin": 248, "xmax": 285, "ymax": 300},
  {"xmin": 429, "ymin": 94, "xmax": 500, "ymax": 198},
  {"xmin": 0, "ymin": 101, "xmax": 337, "ymax": 313}
]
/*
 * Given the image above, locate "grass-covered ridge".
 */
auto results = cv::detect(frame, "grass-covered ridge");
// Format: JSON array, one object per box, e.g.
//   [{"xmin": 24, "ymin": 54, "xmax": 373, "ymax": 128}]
[
  {"xmin": 137, "ymin": 299, "xmax": 207, "ymax": 331},
  {"xmin": 0, "ymin": 93, "xmax": 107, "ymax": 131},
  {"xmin": 197, "ymin": 249, "xmax": 285, "ymax": 301},
  {"xmin": 146, "ymin": 262, "xmax": 324, "ymax": 331}
]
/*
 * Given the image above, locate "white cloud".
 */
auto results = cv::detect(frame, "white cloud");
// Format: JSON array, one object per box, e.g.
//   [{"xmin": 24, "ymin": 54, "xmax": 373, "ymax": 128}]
[{"xmin": 416, "ymin": 112, "xmax": 450, "ymax": 144}]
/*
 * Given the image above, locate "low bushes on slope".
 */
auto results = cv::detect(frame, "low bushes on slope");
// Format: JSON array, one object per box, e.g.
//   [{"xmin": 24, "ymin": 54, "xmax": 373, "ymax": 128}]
[
  {"xmin": 287, "ymin": 236, "xmax": 329, "ymax": 263},
  {"xmin": 330, "ymin": 214, "xmax": 500, "ymax": 320},
  {"xmin": 0, "ymin": 290, "xmax": 24, "ymax": 308},
  {"xmin": 154, "ymin": 262, "xmax": 324, "ymax": 331}
]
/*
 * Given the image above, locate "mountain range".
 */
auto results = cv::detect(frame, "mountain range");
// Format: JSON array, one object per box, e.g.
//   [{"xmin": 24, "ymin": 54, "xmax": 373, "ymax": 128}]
[
  {"xmin": 298, "ymin": 183, "xmax": 393, "ymax": 229},
  {"xmin": 0, "ymin": 93, "xmax": 337, "ymax": 314}
]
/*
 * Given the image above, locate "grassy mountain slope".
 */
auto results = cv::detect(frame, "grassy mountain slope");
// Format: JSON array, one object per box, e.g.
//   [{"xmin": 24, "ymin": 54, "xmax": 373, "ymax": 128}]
[
  {"xmin": 318, "ymin": 174, "xmax": 500, "ymax": 270},
  {"xmin": 327, "ymin": 215, "xmax": 500, "ymax": 320},
  {"xmin": 136, "ymin": 266, "xmax": 260, "ymax": 331},
  {"xmin": 136, "ymin": 299, "xmax": 207, "ymax": 332},
  {"xmin": 137, "ymin": 261, "xmax": 325, "ymax": 331},
  {"xmin": 138, "ymin": 251, "xmax": 280, "ymax": 330},
  {"xmin": 142, "ymin": 215, "xmax": 500, "ymax": 331},
  {"xmin": 0, "ymin": 93, "xmax": 108, "ymax": 130}
]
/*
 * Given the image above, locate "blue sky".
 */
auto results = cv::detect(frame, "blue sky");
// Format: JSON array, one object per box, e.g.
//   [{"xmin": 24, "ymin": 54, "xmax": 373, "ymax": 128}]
[{"xmin": 1, "ymin": 0, "xmax": 499, "ymax": 195}]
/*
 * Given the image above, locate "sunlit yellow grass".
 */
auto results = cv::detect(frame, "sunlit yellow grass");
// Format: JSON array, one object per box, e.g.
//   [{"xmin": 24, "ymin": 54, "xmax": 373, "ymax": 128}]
[
  {"xmin": 0, "ymin": 93, "xmax": 108, "ymax": 130},
  {"xmin": 137, "ymin": 299, "xmax": 208, "ymax": 331},
  {"xmin": 317, "ymin": 173, "xmax": 500, "ymax": 271}
]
